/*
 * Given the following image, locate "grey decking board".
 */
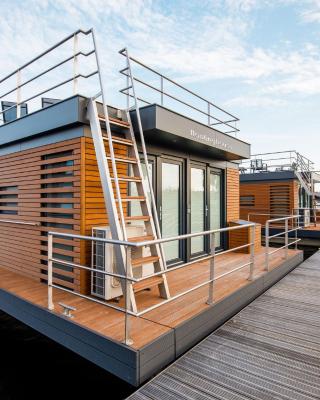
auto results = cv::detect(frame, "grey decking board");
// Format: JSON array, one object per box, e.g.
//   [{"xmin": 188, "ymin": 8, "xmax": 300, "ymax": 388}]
[{"xmin": 129, "ymin": 252, "xmax": 320, "ymax": 399}]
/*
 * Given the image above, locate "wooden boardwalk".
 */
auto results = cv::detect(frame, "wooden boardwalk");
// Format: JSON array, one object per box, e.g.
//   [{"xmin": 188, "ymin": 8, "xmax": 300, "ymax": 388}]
[{"xmin": 128, "ymin": 251, "xmax": 320, "ymax": 399}]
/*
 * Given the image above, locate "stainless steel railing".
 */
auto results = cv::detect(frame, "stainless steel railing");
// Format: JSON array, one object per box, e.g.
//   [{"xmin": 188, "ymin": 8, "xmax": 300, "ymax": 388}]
[
  {"xmin": 0, "ymin": 29, "xmax": 99, "ymax": 124},
  {"xmin": 118, "ymin": 49, "xmax": 240, "ymax": 135},
  {"xmin": 293, "ymin": 207, "xmax": 319, "ymax": 227},
  {"xmin": 264, "ymin": 215, "xmax": 301, "ymax": 271},
  {"xmin": 47, "ymin": 223, "xmax": 256, "ymax": 345}
]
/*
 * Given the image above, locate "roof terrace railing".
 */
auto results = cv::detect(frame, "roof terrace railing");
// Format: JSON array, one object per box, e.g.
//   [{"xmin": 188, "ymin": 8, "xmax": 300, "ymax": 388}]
[
  {"xmin": 118, "ymin": 49, "xmax": 240, "ymax": 136},
  {"xmin": 0, "ymin": 29, "xmax": 101, "ymax": 124},
  {"xmin": 240, "ymin": 150, "xmax": 315, "ymax": 174}
]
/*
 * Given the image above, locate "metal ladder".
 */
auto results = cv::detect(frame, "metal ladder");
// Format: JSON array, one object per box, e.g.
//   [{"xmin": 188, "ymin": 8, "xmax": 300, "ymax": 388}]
[{"xmin": 87, "ymin": 37, "xmax": 170, "ymax": 313}]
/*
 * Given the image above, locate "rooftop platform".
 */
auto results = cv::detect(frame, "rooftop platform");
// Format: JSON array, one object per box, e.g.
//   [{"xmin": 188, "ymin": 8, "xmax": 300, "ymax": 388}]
[
  {"xmin": 0, "ymin": 247, "xmax": 302, "ymax": 386},
  {"xmin": 129, "ymin": 250, "xmax": 320, "ymax": 399}
]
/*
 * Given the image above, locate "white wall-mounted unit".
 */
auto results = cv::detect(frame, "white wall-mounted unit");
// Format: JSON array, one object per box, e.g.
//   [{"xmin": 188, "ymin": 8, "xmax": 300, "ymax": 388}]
[{"xmin": 91, "ymin": 225, "xmax": 153, "ymax": 300}]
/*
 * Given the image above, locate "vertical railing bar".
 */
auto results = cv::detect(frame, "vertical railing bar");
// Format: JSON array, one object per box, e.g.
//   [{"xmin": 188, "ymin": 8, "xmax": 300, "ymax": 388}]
[
  {"xmin": 73, "ymin": 33, "xmax": 79, "ymax": 95},
  {"xmin": 265, "ymin": 220, "xmax": 269, "ymax": 271},
  {"xmin": 48, "ymin": 233, "xmax": 54, "ymax": 310},
  {"xmin": 160, "ymin": 76, "xmax": 163, "ymax": 106},
  {"xmin": 207, "ymin": 102, "xmax": 210, "ymax": 126},
  {"xmin": 249, "ymin": 224, "xmax": 255, "ymax": 281},
  {"xmin": 295, "ymin": 216, "xmax": 298, "ymax": 250},
  {"xmin": 16, "ymin": 70, "xmax": 21, "ymax": 118},
  {"xmin": 206, "ymin": 232, "xmax": 215, "ymax": 305},
  {"xmin": 124, "ymin": 246, "xmax": 133, "ymax": 346},
  {"xmin": 284, "ymin": 218, "xmax": 288, "ymax": 259}
]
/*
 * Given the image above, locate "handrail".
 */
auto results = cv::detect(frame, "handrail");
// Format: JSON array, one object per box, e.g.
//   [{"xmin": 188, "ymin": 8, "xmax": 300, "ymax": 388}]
[
  {"xmin": 118, "ymin": 49, "xmax": 240, "ymax": 136},
  {"xmin": 265, "ymin": 215, "xmax": 300, "ymax": 271},
  {"xmin": 0, "ymin": 219, "xmax": 40, "ymax": 226},
  {"xmin": 47, "ymin": 222, "xmax": 256, "ymax": 345}
]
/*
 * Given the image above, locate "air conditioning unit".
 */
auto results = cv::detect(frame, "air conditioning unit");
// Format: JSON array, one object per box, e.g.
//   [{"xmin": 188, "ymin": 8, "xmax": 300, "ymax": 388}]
[{"xmin": 91, "ymin": 225, "xmax": 154, "ymax": 300}]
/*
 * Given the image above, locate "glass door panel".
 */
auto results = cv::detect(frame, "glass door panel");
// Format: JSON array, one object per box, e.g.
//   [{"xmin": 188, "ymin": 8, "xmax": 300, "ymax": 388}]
[
  {"xmin": 191, "ymin": 167, "xmax": 205, "ymax": 254},
  {"xmin": 161, "ymin": 162, "xmax": 181, "ymax": 262},
  {"xmin": 210, "ymin": 172, "xmax": 221, "ymax": 247}
]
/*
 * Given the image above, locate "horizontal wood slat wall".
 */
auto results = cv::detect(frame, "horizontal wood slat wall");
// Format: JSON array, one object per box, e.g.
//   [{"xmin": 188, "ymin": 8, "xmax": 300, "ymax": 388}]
[
  {"xmin": 0, "ymin": 138, "xmax": 82, "ymax": 291},
  {"xmin": 240, "ymin": 180, "xmax": 299, "ymax": 225},
  {"xmin": 80, "ymin": 136, "xmax": 128, "ymax": 294}
]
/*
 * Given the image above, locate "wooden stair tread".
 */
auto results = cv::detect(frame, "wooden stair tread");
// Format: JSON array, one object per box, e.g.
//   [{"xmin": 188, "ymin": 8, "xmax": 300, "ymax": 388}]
[
  {"xmin": 128, "ymin": 235, "xmax": 154, "ymax": 242},
  {"xmin": 106, "ymin": 155, "xmax": 137, "ymax": 164},
  {"xmin": 115, "ymin": 195, "xmax": 146, "ymax": 202},
  {"xmin": 103, "ymin": 136, "xmax": 133, "ymax": 146},
  {"xmin": 111, "ymin": 176, "xmax": 142, "ymax": 182},
  {"xmin": 124, "ymin": 216, "xmax": 150, "ymax": 221},
  {"xmin": 133, "ymin": 276, "xmax": 164, "ymax": 292},
  {"xmin": 131, "ymin": 255, "xmax": 159, "ymax": 267},
  {"xmin": 99, "ymin": 115, "xmax": 130, "ymax": 128}
]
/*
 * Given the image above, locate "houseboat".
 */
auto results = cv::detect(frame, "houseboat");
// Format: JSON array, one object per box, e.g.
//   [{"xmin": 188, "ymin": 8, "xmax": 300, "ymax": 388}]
[
  {"xmin": 0, "ymin": 29, "xmax": 303, "ymax": 386},
  {"xmin": 240, "ymin": 151, "xmax": 320, "ymax": 252}
]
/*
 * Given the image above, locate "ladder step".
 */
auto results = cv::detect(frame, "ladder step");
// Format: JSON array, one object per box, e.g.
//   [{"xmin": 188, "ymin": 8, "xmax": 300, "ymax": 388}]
[
  {"xmin": 98, "ymin": 115, "xmax": 130, "ymax": 128},
  {"xmin": 115, "ymin": 196, "xmax": 146, "ymax": 202},
  {"xmin": 132, "ymin": 256, "xmax": 160, "ymax": 267},
  {"xmin": 133, "ymin": 276, "xmax": 164, "ymax": 293},
  {"xmin": 111, "ymin": 176, "xmax": 142, "ymax": 182},
  {"xmin": 102, "ymin": 136, "xmax": 133, "ymax": 146},
  {"xmin": 124, "ymin": 216, "xmax": 151, "ymax": 222},
  {"xmin": 106, "ymin": 156, "xmax": 137, "ymax": 164},
  {"xmin": 128, "ymin": 235, "xmax": 154, "ymax": 242}
]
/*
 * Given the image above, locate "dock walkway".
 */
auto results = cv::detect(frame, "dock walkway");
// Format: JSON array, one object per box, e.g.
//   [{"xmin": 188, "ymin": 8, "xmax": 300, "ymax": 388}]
[{"xmin": 128, "ymin": 251, "xmax": 320, "ymax": 399}]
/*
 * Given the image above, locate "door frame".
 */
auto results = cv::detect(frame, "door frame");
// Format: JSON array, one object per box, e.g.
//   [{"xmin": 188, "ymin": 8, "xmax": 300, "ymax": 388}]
[{"xmin": 157, "ymin": 155, "xmax": 185, "ymax": 265}]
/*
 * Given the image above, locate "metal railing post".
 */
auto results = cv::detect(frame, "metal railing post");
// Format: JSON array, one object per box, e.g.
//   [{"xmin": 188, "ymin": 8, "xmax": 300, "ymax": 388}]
[
  {"xmin": 249, "ymin": 224, "xmax": 255, "ymax": 281},
  {"xmin": 16, "ymin": 69, "xmax": 21, "ymax": 118},
  {"xmin": 207, "ymin": 102, "xmax": 210, "ymax": 126},
  {"xmin": 160, "ymin": 75, "xmax": 163, "ymax": 106},
  {"xmin": 265, "ymin": 221, "xmax": 269, "ymax": 271},
  {"xmin": 48, "ymin": 233, "xmax": 54, "ymax": 310},
  {"xmin": 295, "ymin": 216, "xmax": 298, "ymax": 250},
  {"xmin": 124, "ymin": 246, "xmax": 133, "ymax": 346},
  {"xmin": 284, "ymin": 218, "xmax": 289, "ymax": 259},
  {"xmin": 206, "ymin": 233, "xmax": 215, "ymax": 305},
  {"xmin": 73, "ymin": 33, "xmax": 79, "ymax": 95}
]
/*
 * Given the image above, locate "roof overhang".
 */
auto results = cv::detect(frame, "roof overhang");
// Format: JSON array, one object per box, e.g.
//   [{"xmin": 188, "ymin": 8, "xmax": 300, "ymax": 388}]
[
  {"xmin": 240, "ymin": 170, "xmax": 296, "ymax": 183},
  {"xmin": 130, "ymin": 104, "xmax": 250, "ymax": 161}
]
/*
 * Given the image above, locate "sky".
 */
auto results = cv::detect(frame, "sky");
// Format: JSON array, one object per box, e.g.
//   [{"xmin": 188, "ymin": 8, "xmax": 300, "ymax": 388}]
[{"xmin": 1, "ymin": 0, "xmax": 320, "ymax": 165}]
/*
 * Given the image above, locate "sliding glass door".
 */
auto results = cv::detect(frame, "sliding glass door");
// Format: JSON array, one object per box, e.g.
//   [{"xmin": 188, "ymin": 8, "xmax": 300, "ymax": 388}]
[
  {"xmin": 160, "ymin": 159, "xmax": 183, "ymax": 264},
  {"xmin": 209, "ymin": 170, "xmax": 222, "ymax": 247},
  {"xmin": 190, "ymin": 165, "xmax": 206, "ymax": 256}
]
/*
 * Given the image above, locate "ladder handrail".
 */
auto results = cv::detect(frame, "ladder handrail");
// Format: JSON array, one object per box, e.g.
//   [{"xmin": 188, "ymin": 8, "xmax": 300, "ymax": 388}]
[
  {"xmin": 91, "ymin": 30, "xmax": 127, "ymax": 241},
  {"xmin": 123, "ymin": 47, "xmax": 167, "ymax": 269}
]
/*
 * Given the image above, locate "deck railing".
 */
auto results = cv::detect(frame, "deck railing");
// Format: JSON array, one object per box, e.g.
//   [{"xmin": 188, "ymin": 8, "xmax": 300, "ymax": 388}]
[
  {"xmin": 47, "ymin": 224, "xmax": 255, "ymax": 345},
  {"xmin": 265, "ymin": 215, "xmax": 300, "ymax": 271},
  {"xmin": 292, "ymin": 207, "xmax": 319, "ymax": 227},
  {"xmin": 46, "ymin": 219, "xmax": 297, "ymax": 346}
]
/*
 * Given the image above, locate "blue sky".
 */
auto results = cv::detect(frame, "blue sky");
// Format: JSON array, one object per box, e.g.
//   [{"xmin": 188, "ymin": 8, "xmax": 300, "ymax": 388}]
[{"xmin": 1, "ymin": 0, "xmax": 320, "ymax": 164}]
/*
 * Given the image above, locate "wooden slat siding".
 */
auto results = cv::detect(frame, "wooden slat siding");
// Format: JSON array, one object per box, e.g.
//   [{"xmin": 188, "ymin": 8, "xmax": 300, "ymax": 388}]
[
  {"xmin": 79, "ymin": 136, "xmax": 129, "ymax": 294},
  {"xmin": 0, "ymin": 138, "xmax": 82, "ymax": 292},
  {"xmin": 226, "ymin": 168, "xmax": 240, "ymax": 222},
  {"xmin": 240, "ymin": 180, "xmax": 299, "ymax": 225},
  {"xmin": 229, "ymin": 221, "xmax": 261, "ymax": 253}
]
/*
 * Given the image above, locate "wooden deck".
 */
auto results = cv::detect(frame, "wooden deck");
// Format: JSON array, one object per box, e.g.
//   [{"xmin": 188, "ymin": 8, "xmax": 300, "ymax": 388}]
[
  {"xmin": 0, "ymin": 247, "xmax": 300, "ymax": 350},
  {"xmin": 129, "ymin": 250, "xmax": 320, "ymax": 400}
]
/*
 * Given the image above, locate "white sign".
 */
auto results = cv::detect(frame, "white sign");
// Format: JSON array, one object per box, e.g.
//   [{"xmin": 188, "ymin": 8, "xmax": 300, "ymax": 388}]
[{"xmin": 190, "ymin": 129, "xmax": 233, "ymax": 151}]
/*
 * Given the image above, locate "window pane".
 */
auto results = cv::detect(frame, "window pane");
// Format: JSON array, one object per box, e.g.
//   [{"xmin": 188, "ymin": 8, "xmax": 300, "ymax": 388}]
[
  {"xmin": 191, "ymin": 168, "xmax": 205, "ymax": 254},
  {"xmin": 162, "ymin": 163, "xmax": 180, "ymax": 261},
  {"xmin": 210, "ymin": 173, "xmax": 221, "ymax": 247}
]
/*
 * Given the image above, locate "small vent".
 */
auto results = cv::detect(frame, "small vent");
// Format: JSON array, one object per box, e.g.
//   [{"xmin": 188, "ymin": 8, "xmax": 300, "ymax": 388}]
[{"xmin": 270, "ymin": 185, "xmax": 290, "ymax": 215}]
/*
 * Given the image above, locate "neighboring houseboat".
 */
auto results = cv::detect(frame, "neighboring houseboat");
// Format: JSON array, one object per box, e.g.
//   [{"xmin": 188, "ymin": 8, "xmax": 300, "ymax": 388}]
[
  {"xmin": 240, "ymin": 151, "xmax": 320, "ymax": 250},
  {"xmin": 0, "ymin": 29, "xmax": 302, "ymax": 386}
]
